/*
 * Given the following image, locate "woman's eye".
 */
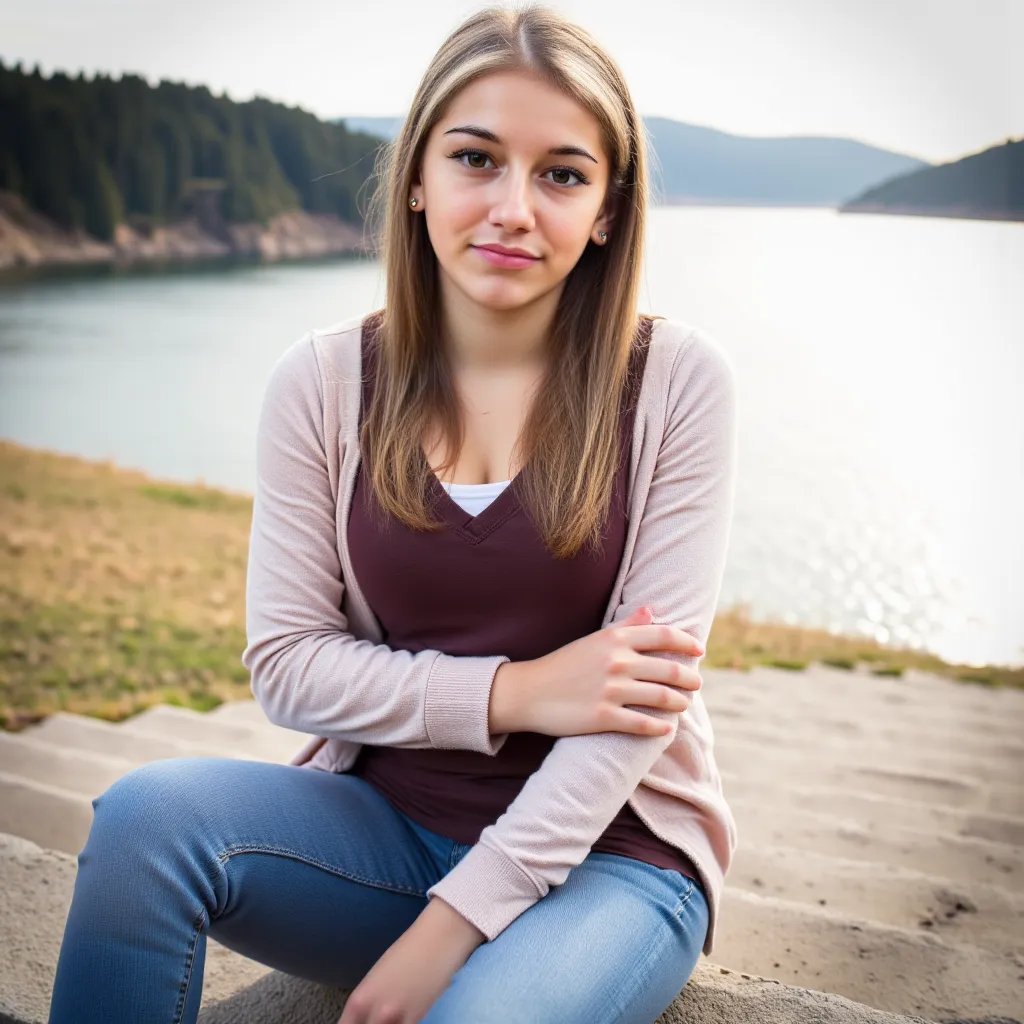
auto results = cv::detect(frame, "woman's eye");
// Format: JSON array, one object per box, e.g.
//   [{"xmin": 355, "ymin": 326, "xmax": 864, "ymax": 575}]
[
  {"xmin": 545, "ymin": 165, "xmax": 589, "ymax": 186},
  {"xmin": 447, "ymin": 148, "xmax": 588, "ymax": 187}
]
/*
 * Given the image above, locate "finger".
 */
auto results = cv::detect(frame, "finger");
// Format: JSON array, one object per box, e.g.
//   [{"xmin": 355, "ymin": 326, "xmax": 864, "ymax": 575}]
[
  {"xmin": 635, "ymin": 625, "xmax": 704, "ymax": 656},
  {"xmin": 616, "ymin": 708, "xmax": 675, "ymax": 736},
  {"xmin": 647, "ymin": 662, "xmax": 702, "ymax": 691}
]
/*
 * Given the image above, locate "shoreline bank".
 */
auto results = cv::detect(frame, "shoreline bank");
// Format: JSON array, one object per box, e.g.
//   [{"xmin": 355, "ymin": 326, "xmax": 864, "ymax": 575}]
[{"xmin": 0, "ymin": 189, "xmax": 371, "ymax": 275}]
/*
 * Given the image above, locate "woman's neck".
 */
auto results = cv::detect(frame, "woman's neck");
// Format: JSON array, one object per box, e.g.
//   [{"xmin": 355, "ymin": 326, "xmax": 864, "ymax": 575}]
[{"xmin": 438, "ymin": 273, "xmax": 560, "ymax": 373}]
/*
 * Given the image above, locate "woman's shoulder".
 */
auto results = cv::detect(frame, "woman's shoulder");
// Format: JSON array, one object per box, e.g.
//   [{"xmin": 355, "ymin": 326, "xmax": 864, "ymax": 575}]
[
  {"xmin": 270, "ymin": 308, "xmax": 380, "ymax": 389},
  {"xmin": 646, "ymin": 315, "xmax": 737, "ymax": 399},
  {"xmin": 308, "ymin": 308, "xmax": 382, "ymax": 383}
]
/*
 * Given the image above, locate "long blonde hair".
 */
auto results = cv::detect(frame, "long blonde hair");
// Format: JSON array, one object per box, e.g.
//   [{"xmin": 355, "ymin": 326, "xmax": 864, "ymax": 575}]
[{"xmin": 362, "ymin": 2, "xmax": 655, "ymax": 560}]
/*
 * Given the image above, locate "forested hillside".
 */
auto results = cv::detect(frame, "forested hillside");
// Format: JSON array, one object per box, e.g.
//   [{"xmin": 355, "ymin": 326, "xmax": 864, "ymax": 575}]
[
  {"xmin": 840, "ymin": 137, "xmax": 1024, "ymax": 221},
  {"xmin": 0, "ymin": 61, "xmax": 383, "ymax": 242}
]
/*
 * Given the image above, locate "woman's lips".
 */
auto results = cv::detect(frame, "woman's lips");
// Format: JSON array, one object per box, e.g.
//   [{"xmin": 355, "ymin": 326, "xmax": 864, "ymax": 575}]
[{"xmin": 472, "ymin": 246, "xmax": 539, "ymax": 269}]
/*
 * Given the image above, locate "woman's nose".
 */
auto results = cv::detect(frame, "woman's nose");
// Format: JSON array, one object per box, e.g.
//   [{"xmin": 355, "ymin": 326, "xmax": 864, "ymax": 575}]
[{"xmin": 488, "ymin": 171, "xmax": 536, "ymax": 230}]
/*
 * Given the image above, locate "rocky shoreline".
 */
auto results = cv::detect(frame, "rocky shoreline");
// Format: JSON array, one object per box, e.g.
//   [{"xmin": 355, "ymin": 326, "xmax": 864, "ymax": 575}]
[{"xmin": 0, "ymin": 189, "xmax": 371, "ymax": 273}]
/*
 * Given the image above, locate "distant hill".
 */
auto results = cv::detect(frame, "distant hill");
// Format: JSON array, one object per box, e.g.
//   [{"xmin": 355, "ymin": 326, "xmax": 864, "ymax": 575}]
[
  {"xmin": 839, "ymin": 137, "xmax": 1024, "ymax": 222},
  {"xmin": 338, "ymin": 115, "xmax": 929, "ymax": 207},
  {"xmin": 643, "ymin": 118, "xmax": 929, "ymax": 206}
]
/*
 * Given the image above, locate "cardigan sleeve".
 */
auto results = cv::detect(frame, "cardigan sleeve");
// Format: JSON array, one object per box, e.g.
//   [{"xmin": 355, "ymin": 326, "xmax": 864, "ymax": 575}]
[
  {"xmin": 425, "ymin": 327, "xmax": 739, "ymax": 940},
  {"xmin": 242, "ymin": 332, "xmax": 512, "ymax": 755}
]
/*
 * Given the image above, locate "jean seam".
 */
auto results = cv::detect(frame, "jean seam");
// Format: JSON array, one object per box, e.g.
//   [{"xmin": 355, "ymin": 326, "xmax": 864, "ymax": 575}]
[
  {"xmin": 598, "ymin": 869, "xmax": 698, "ymax": 1022},
  {"xmin": 672, "ymin": 877, "xmax": 696, "ymax": 920},
  {"xmin": 172, "ymin": 908, "xmax": 205, "ymax": 1024},
  {"xmin": 215, "ymin": 842, "xmax": 428, "ymax": 898}
]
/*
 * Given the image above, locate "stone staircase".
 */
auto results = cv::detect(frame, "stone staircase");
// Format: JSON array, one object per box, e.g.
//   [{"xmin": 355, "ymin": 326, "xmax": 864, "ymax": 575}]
[{"xmin": 1, "ymin": 664, "xmax": 1021, "ymax": 1023}]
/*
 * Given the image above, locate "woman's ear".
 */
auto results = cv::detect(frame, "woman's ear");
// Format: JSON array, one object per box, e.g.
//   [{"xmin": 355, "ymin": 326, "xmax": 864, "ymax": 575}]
[
  {"xmin": 595, "ymin": 193, "xmax": 619, "ymax": 239},
  {"xmin": 593, "ymin": 211, "xmax": 615, "ymax": 244}
]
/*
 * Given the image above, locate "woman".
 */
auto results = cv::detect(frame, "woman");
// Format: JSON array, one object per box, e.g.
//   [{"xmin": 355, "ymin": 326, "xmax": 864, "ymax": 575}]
[{"xmin": 48, "ymin": 5, "xmax": 739, "ymax": 1022}]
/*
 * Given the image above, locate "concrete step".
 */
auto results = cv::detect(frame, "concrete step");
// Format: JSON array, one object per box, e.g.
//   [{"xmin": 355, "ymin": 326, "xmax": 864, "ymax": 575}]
[
  {"xmin": 0, "ymin": 706, "xmax": 310, "ymax": 856},
  {"xmin": 712, "ymin": 712, "xmax": 1024, "ymax": 765},
  {"xmin": 206, "ymin": 698, "xmax": 278, "ymax": 726},
  {"xmin": 716, "ymin": 743, "xmax": 1023, "ymax": 817},
  {"xmin": 719, "ymin": 771, "xmax": 1024, "ymax": 848},
  {"xmin": 713, "ymin": 885, "xmax": 1024, "ymax": 1021},
  {"xmin": 20, "ymin": 710, "xmax": 283, "ymax": 765},
  {"xmin": 729, "ymin": 841, "xmax": 1024, "ymax": 955},
  {"xmin": 987, "ymin": 782, "xmax": 1024, "ymax": 819},
  {"xmin": 0, "ymin": 772, "xmax": 94, "ymax": 856},
  {"xmin": 0, "ymin": 830, "xmax": 941, "ymax": 1024},
  {"xmin": 730, "ymin": 795, "xmax": 1023, "ymax": 892},
  {"xmin": 701, "ymin": 664, "xmax": 1024, "ymax": 743},
  {"xmin": 114, "ymin": 704, "xmax": 311, "ymax": 763},
  {"xmin": 702, "ymin": 680, "xmax": 1024, "ymax": 736},
  {"xmin": 2, "ymin": 668, "xmax": 1020, "ymax": 1022},
  {"xmin": 0, "ymin": 718, "xmax": 291, "ymax": 858},
  {"xmin": 0, "ymin": 731, "xmax": 140, "ymax": 798},
  {"xmin": 714, "ymin": 728, "xmax": 1023, "ymax": 788}
]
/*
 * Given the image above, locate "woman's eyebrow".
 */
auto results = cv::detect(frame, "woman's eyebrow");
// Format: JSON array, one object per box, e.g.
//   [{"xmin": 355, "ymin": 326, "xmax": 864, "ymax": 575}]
[{"xmin": 442, "ymin": 124, "xmax": 599, "ymax": 164}]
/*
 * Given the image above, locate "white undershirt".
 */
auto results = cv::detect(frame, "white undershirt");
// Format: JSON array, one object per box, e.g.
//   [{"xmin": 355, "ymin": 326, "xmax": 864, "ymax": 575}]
[{"xmin": 438, "ymin": 478, "xmax": 512, "ymax": 516}]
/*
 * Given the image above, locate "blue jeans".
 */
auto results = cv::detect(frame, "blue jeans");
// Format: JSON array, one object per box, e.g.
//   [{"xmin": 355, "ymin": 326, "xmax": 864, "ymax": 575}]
[{"xmin": 48, "ymin": 756, "xmax": 709, "ymax": 1023}]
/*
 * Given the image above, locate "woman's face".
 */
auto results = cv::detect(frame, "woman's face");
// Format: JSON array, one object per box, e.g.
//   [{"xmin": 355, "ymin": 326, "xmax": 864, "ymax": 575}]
[{"xmin": 411, "ymin": 69, "xmax": 614, "ymax": 313}]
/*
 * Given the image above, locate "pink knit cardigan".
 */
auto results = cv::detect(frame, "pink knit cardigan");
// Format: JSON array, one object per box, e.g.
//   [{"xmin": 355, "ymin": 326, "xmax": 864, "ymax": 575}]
[{"xmin": 242, "ymin": 310, "xmax": 739, "ymax": 956}]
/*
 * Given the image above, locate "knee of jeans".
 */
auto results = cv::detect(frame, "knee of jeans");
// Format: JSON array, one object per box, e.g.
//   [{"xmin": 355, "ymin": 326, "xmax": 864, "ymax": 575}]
[{"xmin": 89, "ymin": 757, "xmax": 210, "ymax": 848}]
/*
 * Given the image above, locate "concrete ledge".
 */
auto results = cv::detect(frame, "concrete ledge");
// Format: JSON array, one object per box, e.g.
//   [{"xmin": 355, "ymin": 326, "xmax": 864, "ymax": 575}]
[{"xmin": 0, "ymin": 832, "xmax": 940, "ymax": 1024}]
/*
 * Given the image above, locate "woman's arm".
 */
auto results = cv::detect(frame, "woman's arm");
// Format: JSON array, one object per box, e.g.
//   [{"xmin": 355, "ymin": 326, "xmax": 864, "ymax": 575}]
[
  {"xmin": 243, "ymin": 331, "xmax": 512, "ymax": 754},
  {"xmin": 426, "ymin": 326, "xmax": 740, "ymax": 941}
]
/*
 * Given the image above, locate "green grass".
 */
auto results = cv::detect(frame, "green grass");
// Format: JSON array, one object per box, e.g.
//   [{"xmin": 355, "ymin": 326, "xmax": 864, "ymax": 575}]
[
  {"xmin": 139, "ymin": 482, "xmax": 248, "ymax": 512},
  {"xmin": 0, "ymin": 593, "xmax": 248, "ymax": 728}
]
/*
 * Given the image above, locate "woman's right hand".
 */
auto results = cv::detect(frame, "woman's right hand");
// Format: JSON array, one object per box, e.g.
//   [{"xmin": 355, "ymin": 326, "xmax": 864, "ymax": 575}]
[{"xmin": 502, "ymin": 606, "xmax": 705, "ymax": 739}]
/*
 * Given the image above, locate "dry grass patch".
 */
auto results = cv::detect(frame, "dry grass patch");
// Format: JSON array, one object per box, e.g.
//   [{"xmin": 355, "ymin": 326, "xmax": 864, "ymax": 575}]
[{"xmin": 1, "ymin": 440, "xmax": 252, "ymax": 728}]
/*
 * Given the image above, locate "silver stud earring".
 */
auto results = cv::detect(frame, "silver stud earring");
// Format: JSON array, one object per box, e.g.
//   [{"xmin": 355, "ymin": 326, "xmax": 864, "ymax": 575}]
[
  {"xmin": 598, "ymin": 231, "xmax": 607, "ymax": 242},
  {"xmin": 409, "ymin": 197, "xmax": 418, "ymax": 208}
]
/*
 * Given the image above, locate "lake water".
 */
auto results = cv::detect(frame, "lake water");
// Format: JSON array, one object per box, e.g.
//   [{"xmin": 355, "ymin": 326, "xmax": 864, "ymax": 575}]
[{"xmin": 1, "ymin": 206, "xmax": 1021, "ymax": 669}]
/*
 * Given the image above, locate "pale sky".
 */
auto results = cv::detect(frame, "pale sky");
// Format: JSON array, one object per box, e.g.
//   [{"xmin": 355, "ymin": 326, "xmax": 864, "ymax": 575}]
[{"xmin": 1, "ymin": 0, "xmax": 1021, "ymax": 164}]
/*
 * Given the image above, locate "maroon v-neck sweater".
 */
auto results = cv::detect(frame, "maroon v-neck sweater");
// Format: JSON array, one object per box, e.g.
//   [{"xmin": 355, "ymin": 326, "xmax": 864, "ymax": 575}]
[{"xmin": 347, "ymin": 310, "xmax": 700, "ymax": 887}]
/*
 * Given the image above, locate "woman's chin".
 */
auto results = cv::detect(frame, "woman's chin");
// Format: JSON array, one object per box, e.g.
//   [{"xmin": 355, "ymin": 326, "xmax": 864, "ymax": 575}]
[{"xmin": 466, "ymin": 281, "xmax": 539, "ymax": 312}]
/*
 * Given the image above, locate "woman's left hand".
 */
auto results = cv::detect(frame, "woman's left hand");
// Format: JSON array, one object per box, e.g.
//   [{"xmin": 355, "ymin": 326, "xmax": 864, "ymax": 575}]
[{"xmin": 337, "ymin": 897, "xmax": 487, "ymax": 1024}]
